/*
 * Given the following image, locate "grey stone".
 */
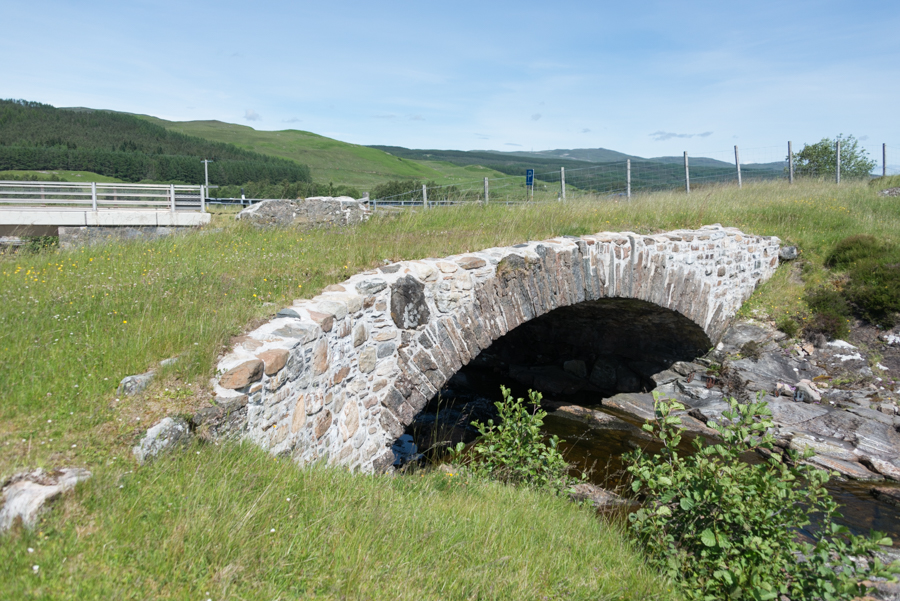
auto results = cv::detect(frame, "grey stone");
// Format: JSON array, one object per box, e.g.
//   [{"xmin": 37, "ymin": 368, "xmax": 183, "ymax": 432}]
[
  {"xmin": 569, "ymin": 483, "xmax": 629, "ymax": 508},
  {"xmin": 356, "ymin": 278, "xmax": 387, "ymax": 295},
  {"xmin": 117, "ymin": 371, "xmax": 155, "ymax": 396},
  {"xmin": 390, "ymin": 275, "xmax": 431, "ymax": 330},
  {"xmin": 237, "ymin": 197, "xmax": 369, "ymax": 229},
  {"xmin": 778, "ymin": 246, "xmax": 799, "ymax": 261},
  {"xmin": 132, "ymin": 417, "xmax": 191, "ymax": 464},
  {"xmin": 272, "ymin": 322, "xmax": 320, "ymax": 343},
  {"xmin": 0, "ymin": 468, "xmax": 92, "ymax": 531},
  {"xmin": 766, "ymin": 399, "xmax": 829, "ymax": 426},
  {"xmin": 806, "ymin": 455, "xmax": 883, "ymax": 481}
]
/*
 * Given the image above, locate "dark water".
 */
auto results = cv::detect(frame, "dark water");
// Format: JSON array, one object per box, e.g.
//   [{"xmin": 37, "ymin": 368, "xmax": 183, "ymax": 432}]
[{"xmin": 407, "ymin": 364, "xmax": 900, "ymax": 547}]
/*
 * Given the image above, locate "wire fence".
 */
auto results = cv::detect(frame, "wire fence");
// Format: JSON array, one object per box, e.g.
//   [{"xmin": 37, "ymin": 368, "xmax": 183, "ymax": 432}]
[{"xmin": 370, "ymin": 142, "xmax": 897, "ymax": 210}]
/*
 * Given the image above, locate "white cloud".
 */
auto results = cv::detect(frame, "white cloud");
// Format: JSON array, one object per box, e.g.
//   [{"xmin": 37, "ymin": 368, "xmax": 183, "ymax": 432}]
[
  {"xmin": 649, "ymin": 130, "xmax": 712, "ymax": 142},
  {"xmin": 531, "ymin": 113, "xmax": 542, "ymax": 121},
  {"xmin": 244, "ymin": 109, "xmax": 262, "ymax": 122}
]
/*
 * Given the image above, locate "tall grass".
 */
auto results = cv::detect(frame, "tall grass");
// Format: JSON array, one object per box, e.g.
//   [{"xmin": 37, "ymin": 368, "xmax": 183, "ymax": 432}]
[{"xmin": 0, "ymin": 442, "xmax": 673, "ymax": 601}]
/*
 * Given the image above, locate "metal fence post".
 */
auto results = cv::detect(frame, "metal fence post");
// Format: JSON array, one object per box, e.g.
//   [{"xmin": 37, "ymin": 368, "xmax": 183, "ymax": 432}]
[
  {"xmin": 483, "ymin": 177, "xmax": 489, "ymax": 204},
  {"xmin": 560, "ymin": 167, "xmax": 566, "ymax": 201},
  {"xmin": 735, "ymin": 145, "xmax": 742, "ymax": 188},
  {"xmin": 684, "ymin": 152, "xmax": 690, "ymax": 194},
  {"xmin": 200, "ymin": 185, "xmax": 206, "ymax": 213},
  {"xmin": 788, "ymin": 141, "xmax": 794, "ymax": 184},
  {"xmin": 170, "ymin": 184, "xmax": 176, "ymax": 212},
  {"xmin": 626, "ymin": 159, "xmax": 631, "ymax": 199},
  {"xmin": 91, "ymin": 182, "xmax": 97, "ymax": 211},
  {"xmin": 422, "ymin": 184, "xmax": 427, "ymax": 209},
  {"xmin": 884, "ymin": 143, "xmax": 887, "ymax": 178},
  {"xmin": 836, "ymin": 141, "xmax": 841, "ymax": 184}
]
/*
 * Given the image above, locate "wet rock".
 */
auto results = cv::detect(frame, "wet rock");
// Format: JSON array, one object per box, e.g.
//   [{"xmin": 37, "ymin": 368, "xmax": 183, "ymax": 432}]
[
  {"xmin": 789, "ymin": 432, "xmax": 858, "ymax": 462},
  {"xmin": 0, "ymin": 468, "xmax": 92, "ymax": 531},
  {"xmin": 544, "ymin": 401, "xmax": 637, "ymax": 431},
  {"xmin": 871, "ymin": 486, "xmax": 900, "ymax": 506},
  {"xmin": 806, "ymin": 454, "xmax": 883, "ymax": 481},
  {"xmin": 132, "ymin": 417, "xmax": 191, "ymax": 464},
  {"xmin": 603, "ymin": 392, "xmax": 657, "ymax": 421}
]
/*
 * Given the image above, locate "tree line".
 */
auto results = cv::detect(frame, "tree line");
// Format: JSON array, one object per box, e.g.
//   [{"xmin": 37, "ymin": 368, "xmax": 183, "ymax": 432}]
[{"xmin": 0, "ymin": 99, "xmax": 311, "ymax": 185}]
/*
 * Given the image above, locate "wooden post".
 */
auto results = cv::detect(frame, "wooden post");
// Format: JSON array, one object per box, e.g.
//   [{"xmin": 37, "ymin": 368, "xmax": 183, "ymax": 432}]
[
  {"xmin": 836, "ymin": 140, "xmax": 841, "ymax": 184},
  {"xmin": 422, "ymin": 184, "xmax": 427, "ymax": 209},
  {"xmin": 91, "ymin": 182, "xmax": 97, "ymax": 211},
  {"xmin": 884, "ymin": 143, "xmax": 887, "ymax": 178},
  {"xmin": 684, "ymin": 152, "xmax": 690, "ymax": 194},
  {"xmin": 560, "ymin": 167, "xmax": 566, "ymax": 201},
  {"xmin": 626, "ymin": 159, "xmax": 631, "ymax": 198},
  {"xmin": 788, "ymin": 141, "xmax": 794, "ymax": 184},
  {"xmin": 170, "ymin": 184, "xmax": 176, "ymax": 212},
  {"xmin": 734, "ymin": 145, "xmax": 742, "ymax": 188},
  {"xmin": 483, "ymin": 177, "xmax": 489, "ymax": 204}
]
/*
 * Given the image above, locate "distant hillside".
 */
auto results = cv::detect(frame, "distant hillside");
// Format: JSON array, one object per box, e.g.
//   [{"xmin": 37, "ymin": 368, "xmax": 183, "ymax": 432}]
[
  {"xmin": 369, "ymin": 146, "xmax": 606, "ymax": 177},
  {"xmin": 0, "ymin": 100, "xmax": 310, "ymax": 185},
  {"xmin": 137, "ymin": 117, "xmax": 508, "ymax": 189},
  {"xmin": 487, "ymin": 148, "xmax": 640, "ymax": 163}
]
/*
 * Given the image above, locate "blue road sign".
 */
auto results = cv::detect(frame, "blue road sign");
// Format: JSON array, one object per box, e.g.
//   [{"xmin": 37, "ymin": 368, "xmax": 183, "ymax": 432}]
[{"xmin": 525, "ymin": 169, "xmax": 534, "ymax": 186}]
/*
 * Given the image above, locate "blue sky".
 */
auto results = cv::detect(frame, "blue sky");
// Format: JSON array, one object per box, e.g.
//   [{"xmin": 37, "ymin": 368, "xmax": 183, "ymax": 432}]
[{"xmin": 3, "ymin": 0, "xmax": 899, "ymax": 163}]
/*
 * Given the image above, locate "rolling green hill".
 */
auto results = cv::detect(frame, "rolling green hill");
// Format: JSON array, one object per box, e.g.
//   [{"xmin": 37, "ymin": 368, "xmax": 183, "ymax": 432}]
[
  {"xmin": 0, "ymin": 100, "xmax": 311, "ymax": 185},
  {"xmin": 137, "ymin": 117, "xmax": 508, "ymax": 189}
]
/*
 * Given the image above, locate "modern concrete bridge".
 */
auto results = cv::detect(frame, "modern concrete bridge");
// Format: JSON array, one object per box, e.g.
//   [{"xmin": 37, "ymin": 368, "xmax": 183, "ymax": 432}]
[
  {"xmin": 210, "ymin": 225, "xmax": 781, "ymax": 472},
  {"xmin": 0, "ymin": 181, "xmax": 211, "ymax": 243}
]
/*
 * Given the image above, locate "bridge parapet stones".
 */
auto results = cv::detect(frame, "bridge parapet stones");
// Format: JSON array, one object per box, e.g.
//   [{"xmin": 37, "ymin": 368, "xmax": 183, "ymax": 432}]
[{"xmin": 212, "ymin": 224, "xmax": 780, "ymax": 472}]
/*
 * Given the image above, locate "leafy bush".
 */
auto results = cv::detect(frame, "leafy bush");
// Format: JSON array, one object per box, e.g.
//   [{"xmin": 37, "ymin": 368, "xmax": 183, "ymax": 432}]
[
  {"xmin": 803, "ymin": 287, "xmax": 851, "ymax": 340},
  {"xmin": 625, "ymin": 394, "xmax": 897, "ymax": 601},
  {"xmin": 455, "ymin": 386, "xmax": 571, "ymax": 492}
]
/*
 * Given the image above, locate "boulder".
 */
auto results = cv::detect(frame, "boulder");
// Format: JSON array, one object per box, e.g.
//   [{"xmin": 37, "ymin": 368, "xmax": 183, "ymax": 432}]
[
  {"xmin": 1, "ymin": 468, "xmax": 91, "ymax": 531},
  {"xmin": 236, "ymin": 197, "xmax": 369, "ymax": 229},
  {"xmin": 132, "ymin": 417, "xmax": 191, "ymax": 464}
]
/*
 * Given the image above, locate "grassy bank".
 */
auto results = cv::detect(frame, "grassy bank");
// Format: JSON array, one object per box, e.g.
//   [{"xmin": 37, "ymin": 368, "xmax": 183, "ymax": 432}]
[
  {"xmin": 1, "ymin": 178, "xmax": 896, "ymax": 598},
  {"xmin": 1, "ymin": 442, "xmax": 668, "ymax": 600}
]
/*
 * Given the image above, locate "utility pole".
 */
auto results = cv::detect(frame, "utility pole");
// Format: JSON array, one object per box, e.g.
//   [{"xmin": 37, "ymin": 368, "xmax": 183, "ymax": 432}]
[{"xmin": 201, "ymin": 159, "xmax": 213, "ymax": 188}]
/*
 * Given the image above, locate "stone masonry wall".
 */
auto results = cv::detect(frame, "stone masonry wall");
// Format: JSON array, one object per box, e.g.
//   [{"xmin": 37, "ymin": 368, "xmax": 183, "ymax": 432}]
[{"xmin": 211, "ymin": 225, "xmax": 781, "ymax": 472}]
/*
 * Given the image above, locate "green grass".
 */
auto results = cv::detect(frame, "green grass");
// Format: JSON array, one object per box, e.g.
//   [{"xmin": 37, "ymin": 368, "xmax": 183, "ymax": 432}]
[
  {"xmin": 1, "ymin": 178, "xmax": 897, "ymax": 598},
  {"xmin": 0, "ymin": 443, "xmax": 669, "ymax": 600},
  {"xmin": 137, "ymin": 116, "xmax": 508, "ymax": 189},
  {"xmin": 0, "ymin": 170, "xmax": 125, "ymax": 183}
]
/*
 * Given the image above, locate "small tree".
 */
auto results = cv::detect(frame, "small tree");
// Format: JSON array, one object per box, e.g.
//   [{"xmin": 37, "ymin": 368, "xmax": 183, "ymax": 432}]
[
  {"xmin": 791, "ymin": 134, "xmax": 875, "ymax": 178},
  {"xmin": 626, "ymin": 394, "xmax": 897, "ymax": 600}
]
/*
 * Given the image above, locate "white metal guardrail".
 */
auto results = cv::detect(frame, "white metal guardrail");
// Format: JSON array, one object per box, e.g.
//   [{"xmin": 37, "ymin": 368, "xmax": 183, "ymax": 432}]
[{"xmin": 0, "ymin": 181, "xmax": 207, "ymax": 212}]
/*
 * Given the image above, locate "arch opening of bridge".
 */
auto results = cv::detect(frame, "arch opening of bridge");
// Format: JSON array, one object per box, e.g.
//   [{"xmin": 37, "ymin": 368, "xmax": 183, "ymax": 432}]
[{"xmin": 211, "ymin": 225, "xmax": 780, "ymax": 472}]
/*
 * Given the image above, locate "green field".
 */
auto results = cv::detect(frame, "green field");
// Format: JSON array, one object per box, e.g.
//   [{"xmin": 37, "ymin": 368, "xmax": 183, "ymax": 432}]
[{"xmin": 138, "ymin": 116, "xmax": 508, "ymax": 189}]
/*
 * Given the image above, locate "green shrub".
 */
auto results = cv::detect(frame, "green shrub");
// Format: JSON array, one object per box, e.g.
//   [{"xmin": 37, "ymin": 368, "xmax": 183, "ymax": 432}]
[
  {"xmin": 825, "ymin": 234, "xmax": 885, "ymax": 268},
  {"xmin": 804, "ymin": 287, "xmax": 851, "ymax": 339},
  {"xmin": 775, "ymin": 315, "xmax": 800, "ymax": 338},
  {"xmin": 625, "ymin": 394, "xmax": 897, "ymax": 601},
  {"xmin": 455, "ymin": 386, "xmax": 571, "ymax": 492},
  {"xmin": 845, "ymin": 259, "xmax": 900, "ymax": 328}
]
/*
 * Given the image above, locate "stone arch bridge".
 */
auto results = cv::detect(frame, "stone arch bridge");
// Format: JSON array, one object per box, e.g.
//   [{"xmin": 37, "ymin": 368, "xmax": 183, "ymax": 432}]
[{"xmin": 212, "ymin": 225, "xmax": 781, "ymax": 472}]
